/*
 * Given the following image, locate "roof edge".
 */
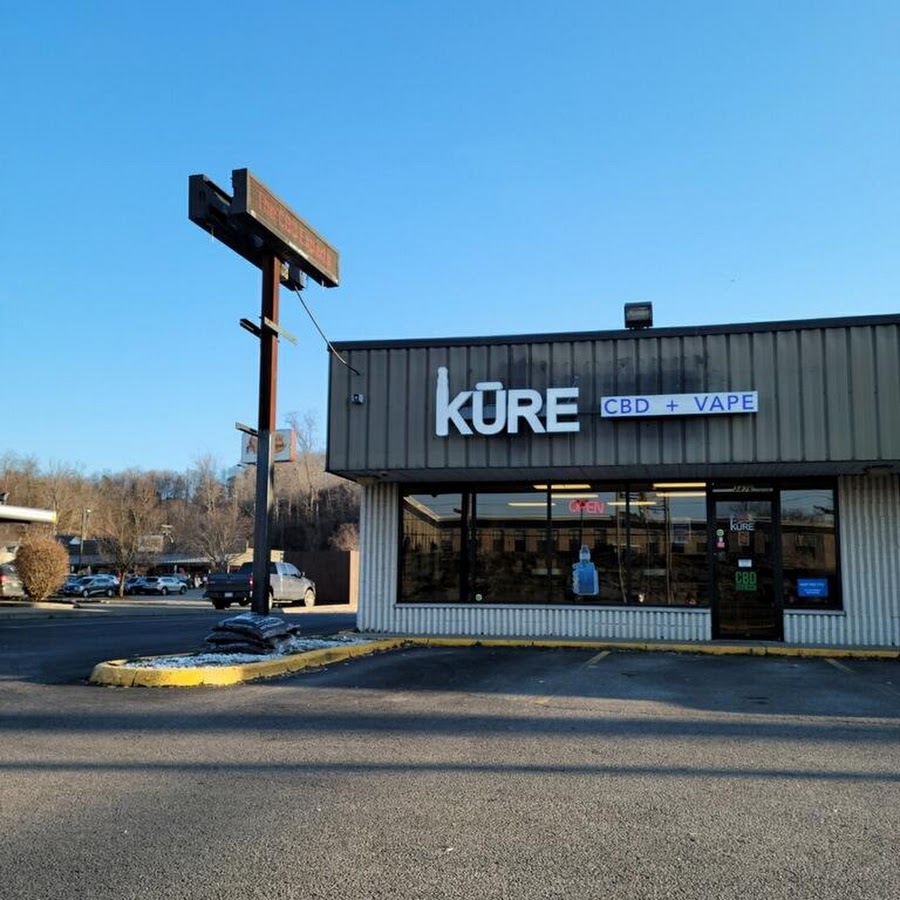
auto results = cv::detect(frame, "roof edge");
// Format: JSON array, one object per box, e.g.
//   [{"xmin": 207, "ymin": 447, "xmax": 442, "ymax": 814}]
[{"xmin": 331, "ymin": 312, "xmax": 900, "ymax": 351}]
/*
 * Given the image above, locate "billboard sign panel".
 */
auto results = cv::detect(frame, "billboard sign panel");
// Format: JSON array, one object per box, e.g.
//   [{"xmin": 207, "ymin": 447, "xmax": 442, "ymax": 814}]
[
  {"xmin": 240, "ymin": 429, "xmax": 297, "ymax": 465},
  {"xmin": 231, "ymin": 169, "xmax": 339, "ymax": 288}
]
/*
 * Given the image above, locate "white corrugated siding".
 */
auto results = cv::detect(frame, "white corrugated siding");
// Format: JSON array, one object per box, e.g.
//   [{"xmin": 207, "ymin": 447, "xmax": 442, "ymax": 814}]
[
  {"xmin": 357, "ymin": 484, "xmax": 711, "ymax": 641},
  {"xmin": 357, "ymin": 482, "xmax": 399, "ymax": 633},
  {"xmin": 784, "ymin": 475, "xmax": 900, "ymax": 648}
]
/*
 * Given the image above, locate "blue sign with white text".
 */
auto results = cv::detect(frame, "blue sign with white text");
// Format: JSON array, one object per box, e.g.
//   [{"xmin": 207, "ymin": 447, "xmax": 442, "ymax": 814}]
[{"xmin": 797, "ymin": 578, "xmax": 829, "ymax": 598}]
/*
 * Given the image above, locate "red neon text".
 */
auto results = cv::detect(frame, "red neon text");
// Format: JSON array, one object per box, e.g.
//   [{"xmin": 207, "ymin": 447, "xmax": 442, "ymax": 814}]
[{"xmin": 568, "ymin": 500, "xmax": 606, "ymax": 515}]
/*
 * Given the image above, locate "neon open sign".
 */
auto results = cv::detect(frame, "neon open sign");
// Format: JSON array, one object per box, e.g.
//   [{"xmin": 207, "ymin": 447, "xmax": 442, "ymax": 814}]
[{"xmin": 569, "ymin": 499, "xmax": 606, "ymax": 515}]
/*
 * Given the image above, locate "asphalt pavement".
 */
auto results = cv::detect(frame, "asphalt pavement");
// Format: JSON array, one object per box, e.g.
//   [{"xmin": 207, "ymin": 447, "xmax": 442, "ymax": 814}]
[{"xmin": 2, "ymin": 609, "xmax": 899, "ymax": 900}]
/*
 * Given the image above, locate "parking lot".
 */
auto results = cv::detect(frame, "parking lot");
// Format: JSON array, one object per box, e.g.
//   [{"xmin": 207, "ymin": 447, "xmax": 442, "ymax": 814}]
[{"xmin": 2, "ymin": 624, "xmax": 899, "ymax": 900}]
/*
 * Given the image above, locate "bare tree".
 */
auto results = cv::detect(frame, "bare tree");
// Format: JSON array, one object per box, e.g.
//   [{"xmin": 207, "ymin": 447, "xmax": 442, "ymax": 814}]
[
  {"xmin": 189, "ymin": 503, "xmax": 251, "ymax": 571},
  {"xmin": 178, "ymin": 456, "xmax": 252, "ymax": 570},
  {"xmin": 285, "ymin": 410, "xmax": 327, "ymax": 522},
  {"xmin": 0, "ymin": 448, "xmax": 361, "ymax": 570},
  {"xmin": 39, "ymin": 462, "xmax": 88, "ymax": 533},
  {"xmin": 328, "ymin": 522, "xmax": 359, "ymax": 551},
  {"xmin": 95, "ymin": 471, "xmax": 164, "ymax": 592},
  {"xmin": 0, "ymin": 453, "xmax": 42, "ymax": 507},
  {"xmin": 190, "ymin": 454, "xmax": 227, "ymax": 513}
]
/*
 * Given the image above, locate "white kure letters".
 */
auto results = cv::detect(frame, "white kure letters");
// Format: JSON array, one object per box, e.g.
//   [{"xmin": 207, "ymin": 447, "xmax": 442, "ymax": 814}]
[{"xmin": 435, "ymin": 367, "xmax": 579, "ymax": 437}]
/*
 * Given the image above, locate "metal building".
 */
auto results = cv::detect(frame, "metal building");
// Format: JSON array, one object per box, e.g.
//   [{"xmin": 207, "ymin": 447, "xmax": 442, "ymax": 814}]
[{"xmin": 327, "ymin": 314, "xmax": 900, "ymax": 647}]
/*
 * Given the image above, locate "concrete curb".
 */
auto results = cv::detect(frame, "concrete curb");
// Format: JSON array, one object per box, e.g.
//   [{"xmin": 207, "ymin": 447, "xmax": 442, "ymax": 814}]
[
  {"xmin": 89, "ymin": 635, "xmax": 900, "ymax": 688},
  {"xmin": 89, "ymin": 639, "xmax": 407, "ymax": 687},
  {"xmin": 410, "ymin": 637, "xmax": 900, "ymax": 660}
]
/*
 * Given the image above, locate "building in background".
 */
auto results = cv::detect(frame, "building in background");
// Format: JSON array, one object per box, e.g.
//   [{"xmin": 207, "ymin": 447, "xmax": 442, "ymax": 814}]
[{"xmin": 0, "ymin": 501, "xmax": 57, "ymax": 565}]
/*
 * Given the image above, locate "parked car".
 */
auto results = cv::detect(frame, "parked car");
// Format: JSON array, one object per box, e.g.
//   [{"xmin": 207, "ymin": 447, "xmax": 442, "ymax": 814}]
[
  {"xmin": 142, "ymin": 575, "xmax": 187, "ymax": 596},
  {"xmin": 58, "ymin": 575, "xmax": 84, "ymax": 596},
  {"xmin": 93, "ymin": 574, "xmax": 119, "ymax": 587},
  {"xmin": 124, "ymin": 575, "xmax": 150, "ymax": 595},
  {"xmin": 74, "ymin": 576, "xmax": 118, "ymax": 599},
  {"xmin": 0, "ymin": 564, "xmax": 25, "ymax": 598},
  {"xmin": 61, "ymin": 576, "xmax": 91, "ymax": 597}
]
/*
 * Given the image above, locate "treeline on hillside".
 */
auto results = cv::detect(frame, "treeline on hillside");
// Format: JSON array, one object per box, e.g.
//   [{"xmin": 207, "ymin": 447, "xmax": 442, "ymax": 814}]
[{"xmin": 0, "ymin": 448, "xmax": 359, "ymax": 572}]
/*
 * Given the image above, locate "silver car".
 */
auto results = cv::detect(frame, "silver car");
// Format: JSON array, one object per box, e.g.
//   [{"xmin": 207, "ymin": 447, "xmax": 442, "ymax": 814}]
[
  {"xmin": 75, "ymin": 575, "xmax": 119, "ymax": 599},
  {"xmin": 142, "ymin": 575, "xmax": 187, "ymax": 596}
]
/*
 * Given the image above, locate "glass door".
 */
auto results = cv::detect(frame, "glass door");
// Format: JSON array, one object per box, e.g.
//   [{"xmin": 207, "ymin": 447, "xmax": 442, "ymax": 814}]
[{"xmin": 711, "ymin": 494, "xmax": 782, "ymax": 640}]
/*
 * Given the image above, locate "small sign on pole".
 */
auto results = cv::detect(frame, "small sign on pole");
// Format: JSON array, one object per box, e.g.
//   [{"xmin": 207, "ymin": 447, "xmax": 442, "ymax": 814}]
[{"xmin": 240, "ymin": 429, "xmax": 297, "ymax": 465}]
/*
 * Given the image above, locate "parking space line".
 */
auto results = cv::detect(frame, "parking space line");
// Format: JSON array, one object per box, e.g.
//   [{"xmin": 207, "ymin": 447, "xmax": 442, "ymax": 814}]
[
  {"xmin": 586, "ymin": 650, "xmax": 610, "ymax": 668},
  {"xmin": 825, "ymin": 658, "xmax": 854, "ymax": 675}
]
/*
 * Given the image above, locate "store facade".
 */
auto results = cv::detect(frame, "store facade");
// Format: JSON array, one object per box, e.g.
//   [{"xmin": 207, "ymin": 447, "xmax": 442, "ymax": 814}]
[{"xmin": 327, "ymin": 314, "xmax": 900, "ymax": 647}]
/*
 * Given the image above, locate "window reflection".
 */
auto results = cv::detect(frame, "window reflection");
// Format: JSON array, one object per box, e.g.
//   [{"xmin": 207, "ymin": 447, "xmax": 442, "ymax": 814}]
[
  {"xmin": 626, "ymin": 491, "xmax": 709, "ymax": 606},
  {"xmin": 400, "ymin": 494, "xmax": 462, "ymax": 601},
  {"xmin": 781, "ymin": 489, "xmax": 839, "ymax": 609},
  {"xmin": 472, "ymin": 491, "xmax": 550, "ymax": 603},
  {"xmin": 400, "ymin": 486, "xmax": 709, "ymax": 607},
  {"xmin": 399, "ymin": 483, "xmax": 837, "ymax": 611}
]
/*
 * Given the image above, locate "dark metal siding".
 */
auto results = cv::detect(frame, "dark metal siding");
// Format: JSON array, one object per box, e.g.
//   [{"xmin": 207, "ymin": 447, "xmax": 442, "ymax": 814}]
[{"xmin": 327, "ymin": 321, "xmax": 900, "ymax": 479}]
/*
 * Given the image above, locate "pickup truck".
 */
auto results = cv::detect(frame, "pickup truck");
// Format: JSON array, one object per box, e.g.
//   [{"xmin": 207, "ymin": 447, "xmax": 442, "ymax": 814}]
[{"xmin": 205, "ymin": 561, "xmax": 316, "ymax": 610}]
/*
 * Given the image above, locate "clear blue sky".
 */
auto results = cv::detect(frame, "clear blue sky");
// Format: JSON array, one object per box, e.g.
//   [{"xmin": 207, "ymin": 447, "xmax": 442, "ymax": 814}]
[{"xmin": 2, "ymin": 1, "xmax": 897, "ymax": 477}]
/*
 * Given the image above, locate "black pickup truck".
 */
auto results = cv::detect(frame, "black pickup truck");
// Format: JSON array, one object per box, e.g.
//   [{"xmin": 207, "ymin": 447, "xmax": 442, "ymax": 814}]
[{"xmin": 205, "ymin": 561, "xmax": 316, "ymax": 610}]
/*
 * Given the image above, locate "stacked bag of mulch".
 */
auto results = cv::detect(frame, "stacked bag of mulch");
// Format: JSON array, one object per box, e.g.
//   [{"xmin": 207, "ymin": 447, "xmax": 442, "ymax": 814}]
[{"xmin": 204, "ymin": 612, "xmax": 299, "ymax": 655}]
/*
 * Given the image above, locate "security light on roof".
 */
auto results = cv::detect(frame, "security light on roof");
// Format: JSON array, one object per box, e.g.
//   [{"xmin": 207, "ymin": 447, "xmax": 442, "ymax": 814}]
[{"xmin": 624, "ymin": 302, "xmax": 653, "ymax": 329}]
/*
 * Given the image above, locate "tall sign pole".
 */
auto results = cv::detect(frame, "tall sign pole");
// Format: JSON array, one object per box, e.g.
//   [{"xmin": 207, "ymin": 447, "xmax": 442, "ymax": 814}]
[
  {"xmin": 251, "ymin": 254, "xmax": 281, "ymax": 615},
  {"xmin": 188, "ymin": 169, "xmax": 339, "ymax": 618}
]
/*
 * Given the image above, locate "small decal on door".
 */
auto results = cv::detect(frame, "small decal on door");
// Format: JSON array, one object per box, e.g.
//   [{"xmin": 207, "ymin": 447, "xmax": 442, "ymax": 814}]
[{"xmin": 735, "ymin": 571, "xmax": 758, "ymax": 592}]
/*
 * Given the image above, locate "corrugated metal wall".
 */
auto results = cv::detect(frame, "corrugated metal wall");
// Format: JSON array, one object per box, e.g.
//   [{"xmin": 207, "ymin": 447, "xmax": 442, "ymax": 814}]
[
  {"xmin": 329, "ymin": 321, "xmax": 900, "ymax": 476},
  {"xmin": 357, "ymin": 483, "xmax": 711, "ymax": 641},
  {"xmin": 785, "ymin": 475, "xmax": 900, "ymax": 647}
]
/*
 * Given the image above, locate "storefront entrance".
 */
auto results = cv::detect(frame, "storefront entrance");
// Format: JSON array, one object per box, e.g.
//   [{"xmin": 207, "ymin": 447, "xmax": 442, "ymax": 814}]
[{"xmin": 711, "ymin": 493, "xmax": 782, "ymax": 640}]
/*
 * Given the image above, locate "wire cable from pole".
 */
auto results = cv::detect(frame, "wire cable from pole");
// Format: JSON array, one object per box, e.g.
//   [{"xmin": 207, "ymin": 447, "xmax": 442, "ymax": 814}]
[{"xmin": 292, "ymin": 286, "xmax": 361, "ymax": 375}]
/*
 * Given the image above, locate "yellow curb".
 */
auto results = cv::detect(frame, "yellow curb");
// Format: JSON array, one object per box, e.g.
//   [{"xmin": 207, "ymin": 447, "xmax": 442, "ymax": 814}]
[
  {"xmin": 89, "ymin": 639, "xmax": 407, "ymax": 687},
  {"xmin": 89, "ymin": 636, "xmax": 900, "ymax": 687}
]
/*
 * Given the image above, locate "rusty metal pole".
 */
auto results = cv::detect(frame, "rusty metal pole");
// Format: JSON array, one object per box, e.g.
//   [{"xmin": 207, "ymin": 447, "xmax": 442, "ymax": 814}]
[{"xmin": 251, "ymin": 254, "xmax": 280, "ymax": 616}]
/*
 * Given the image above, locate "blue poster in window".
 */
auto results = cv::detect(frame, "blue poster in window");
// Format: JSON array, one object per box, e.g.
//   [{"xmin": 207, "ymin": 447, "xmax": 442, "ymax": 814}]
[
  {"xmin": 797, "ymin": 578, "xmax": 829, "ymax": 598},
  {"xmin": 572, "ymin": 545, "xmax": 599, "ymax": 596}
]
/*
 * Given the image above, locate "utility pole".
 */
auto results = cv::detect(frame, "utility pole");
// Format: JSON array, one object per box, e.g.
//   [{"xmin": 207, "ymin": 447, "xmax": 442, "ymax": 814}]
[{"xmin": 79, "ymin": 508, "xmax": 91, "ymax": 573}]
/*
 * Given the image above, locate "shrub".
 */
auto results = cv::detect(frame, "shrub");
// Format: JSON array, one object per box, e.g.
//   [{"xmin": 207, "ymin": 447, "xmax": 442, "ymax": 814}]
[{"xmin": 14, "ymin": 527, "xmax": 70, "ymax": 602}]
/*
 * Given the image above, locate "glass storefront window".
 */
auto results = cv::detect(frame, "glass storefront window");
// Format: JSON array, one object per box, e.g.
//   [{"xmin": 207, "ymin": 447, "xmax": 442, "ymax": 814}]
[
  {"xmin": 398, "ymin": 481, "xmax": 838, "ymax": 611},
  {"xmin": 471, "ymin": 491, "xmax": 552, "ymax": 603},
  {"xmin": 400, "ymin": 484, "xmax": 712, "ymax": 607},
  {"xmin": 626, "ymin": 489, "xmax": 709, "ymax": 607},
  {"xmin": 400, "ymin": 494, "xmax": 462, "ymax": 601},
  {"xmin": 549, "ymin": 488, "xmax": 628, "ymax": 604},
  {"xmin": 780, "ymin": 488, "xmax": 840, "ymax": 610}
]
